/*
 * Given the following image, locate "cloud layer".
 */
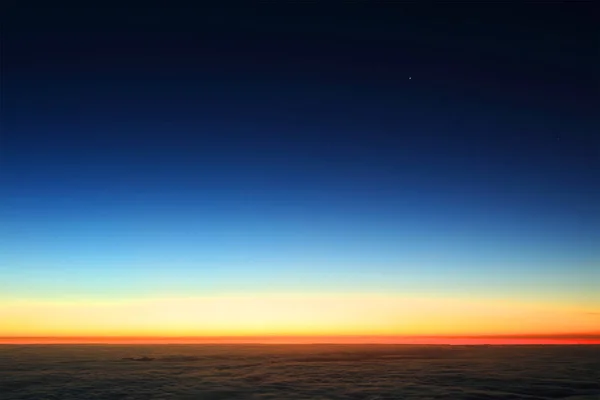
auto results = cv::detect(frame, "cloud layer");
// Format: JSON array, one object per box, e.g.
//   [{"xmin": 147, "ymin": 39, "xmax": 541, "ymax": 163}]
[{"xmin": 1, "ymin": 344, "xmax": 599, "ymax": 399}]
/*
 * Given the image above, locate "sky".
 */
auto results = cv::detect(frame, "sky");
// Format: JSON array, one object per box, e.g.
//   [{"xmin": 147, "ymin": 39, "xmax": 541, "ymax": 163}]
[{"xmin": 1, "ymin": 4, "xmax": 599, "ymax": 343}]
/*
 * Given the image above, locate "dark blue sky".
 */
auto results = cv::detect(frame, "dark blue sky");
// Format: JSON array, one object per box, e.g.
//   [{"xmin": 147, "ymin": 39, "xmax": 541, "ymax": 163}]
[{"xmin": 1, "ymin": 4, "xmax": 598, "ymax": 303}]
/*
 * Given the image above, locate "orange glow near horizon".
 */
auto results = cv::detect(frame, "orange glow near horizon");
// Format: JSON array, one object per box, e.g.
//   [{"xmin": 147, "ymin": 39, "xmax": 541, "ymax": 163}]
[
  {"xmin": 1, "ymin": 294, "xmax": 598, "ymax": 343},
  {"xmin": 1, "ymin": 335, "xmax": 599, "ymax": 345}
]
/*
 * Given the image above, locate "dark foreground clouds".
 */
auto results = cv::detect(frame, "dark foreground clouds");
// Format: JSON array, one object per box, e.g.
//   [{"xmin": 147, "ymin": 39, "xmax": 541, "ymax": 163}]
[{"xmin": 1, "ymin": 345, "xmax": 599, "ymax": 399}]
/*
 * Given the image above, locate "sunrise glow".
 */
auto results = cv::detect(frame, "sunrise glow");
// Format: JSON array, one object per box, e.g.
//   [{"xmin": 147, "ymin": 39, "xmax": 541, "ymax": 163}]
[{"xmin": 1, "ymin": 294, "xmax": 598, "ymax": 344}]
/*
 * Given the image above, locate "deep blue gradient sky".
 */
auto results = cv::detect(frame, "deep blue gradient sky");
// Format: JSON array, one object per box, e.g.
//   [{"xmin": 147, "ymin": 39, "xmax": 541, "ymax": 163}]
[{"xmin": 1, "ymin": 5, "xmax": 598, "ymax": 305}]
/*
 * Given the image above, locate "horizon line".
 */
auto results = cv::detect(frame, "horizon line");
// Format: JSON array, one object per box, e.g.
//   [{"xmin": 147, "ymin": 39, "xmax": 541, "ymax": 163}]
[{"xmin": 2, "ymin": 333, "xmax": 599, "ymax": 345}]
